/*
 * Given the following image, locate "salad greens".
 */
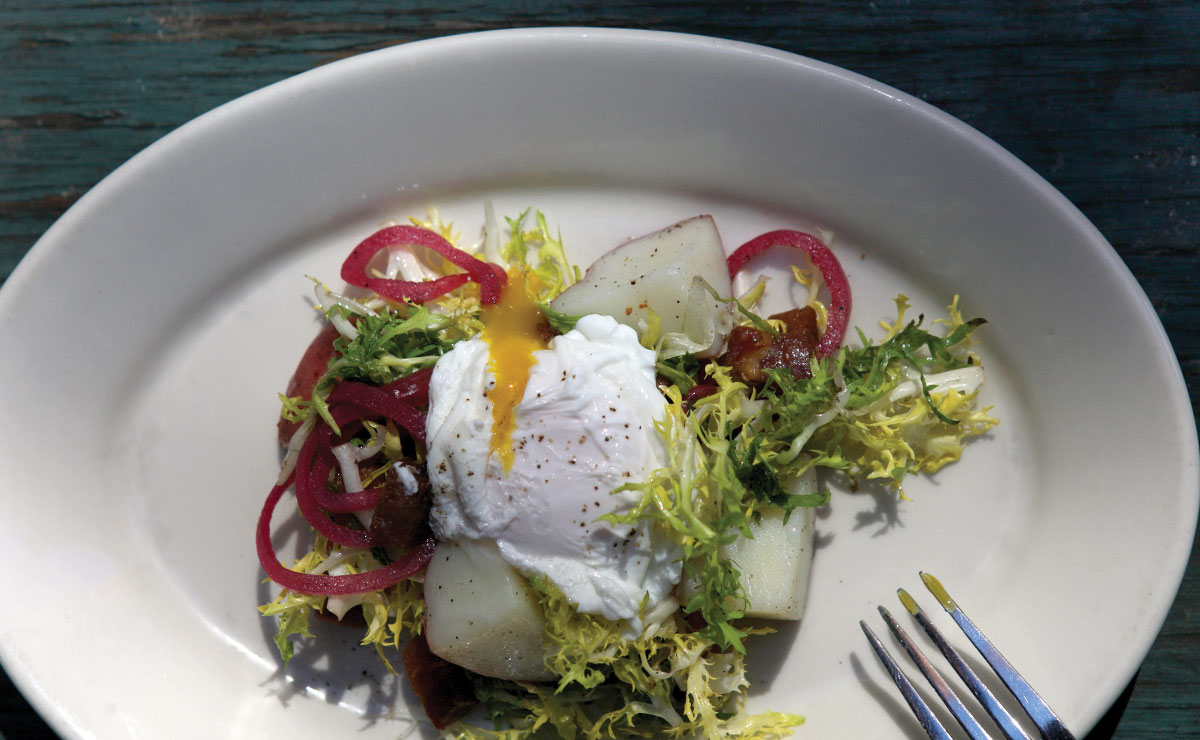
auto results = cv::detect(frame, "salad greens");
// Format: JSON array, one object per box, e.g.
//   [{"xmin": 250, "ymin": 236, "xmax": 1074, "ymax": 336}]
[
  {"xmin": 463, "ymin": 575, "xmax": 802, "ymax": 739},
  {"xmin": 261, "ymin": 208, "xmax": 996, "ymax": 740},
  {"xmin": 735, "ymin": 295, "xmax": 996, "ymax": 497},
  {"xmin": 261, "ymin": 533, "xmax": 425, "ymax": 671}
]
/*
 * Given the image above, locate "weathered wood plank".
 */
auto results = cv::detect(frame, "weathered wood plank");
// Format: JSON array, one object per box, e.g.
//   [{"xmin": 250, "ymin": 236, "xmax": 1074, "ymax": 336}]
[{"xmin": 1, "ymin": 2, "xmax": 1197, "ymax": 739}]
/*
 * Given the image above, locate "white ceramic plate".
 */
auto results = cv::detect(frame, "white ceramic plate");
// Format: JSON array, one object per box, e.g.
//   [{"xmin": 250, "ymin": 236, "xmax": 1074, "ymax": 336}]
[{"xmin": 0, "ymin": 28, "xmax": 1195, "ymax": 740}]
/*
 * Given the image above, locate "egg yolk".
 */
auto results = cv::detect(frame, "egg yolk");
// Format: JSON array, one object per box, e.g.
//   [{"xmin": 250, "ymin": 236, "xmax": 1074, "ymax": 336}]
[{"xmin": 480, "ymin": 270, "xmax": 547, "ymax": 472}]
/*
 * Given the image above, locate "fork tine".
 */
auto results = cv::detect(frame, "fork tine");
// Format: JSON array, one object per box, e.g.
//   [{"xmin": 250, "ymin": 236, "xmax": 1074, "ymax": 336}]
[
  {"xmin": 919, "ymin": 573, "xmax": 1077, "ymax": 740},
  {"xmin": 878, "ymin": 605, "xmax": 997, "ymax": 740},
  {"xmin": 898, "ymin": 589, "xmax": 1032, "ymax": 740},
  {"xmin": 860, "ymin": 620, "xmax": 956, "ymax": 740}
]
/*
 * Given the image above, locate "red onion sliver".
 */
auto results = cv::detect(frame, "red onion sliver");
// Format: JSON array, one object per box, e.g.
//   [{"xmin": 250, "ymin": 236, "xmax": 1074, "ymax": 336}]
[
  {"xmin": 256, "ymin": 478, "xmax": 436, "ymax": 596},
  {"xmin": 368, "ymin": 274, "xmax": 471, "ymax": 304},
  {"xmin": 297, "ymin": 390, "xmax": 426, "ymax": 517},
  {"xmin": 382, "ymin": 366, "xmax": 433, "ymax": 408},
  {"xmin": 312, "ymin": 422, "xmax": 381, "ymax": 511},
  {"xmin": 341, "ymin": 225, "xmax": 506, "ymax": 304},
  {"xmin": 327, "ymin": 381, "xmax": 427, "ymax": 444},
  {"xmin": 726, "ymin": 230, "xmax": 852, "ymax": 357},
  {"xmin": 305, "ymin": 404, "xmax": 380, "ymax": 512},
  {"xmin": 294, "ymin": 429, "xmax": 384, "ymax": 548},
  {"xmin": 308, "ymin": 435, "xmax": 382, "ymax": 513}
]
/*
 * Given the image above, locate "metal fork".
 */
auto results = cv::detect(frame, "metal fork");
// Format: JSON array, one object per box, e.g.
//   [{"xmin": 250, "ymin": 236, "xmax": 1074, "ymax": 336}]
[{"xmin": 860, "ymin": 572, "xmax": 1076, "ymax": 740}]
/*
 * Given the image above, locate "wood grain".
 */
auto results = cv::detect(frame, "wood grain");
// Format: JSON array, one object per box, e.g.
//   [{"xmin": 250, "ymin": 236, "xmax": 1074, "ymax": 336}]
[{"xmin": 2, "ymin": 2, "xmax": 1197, "ymax": 739}]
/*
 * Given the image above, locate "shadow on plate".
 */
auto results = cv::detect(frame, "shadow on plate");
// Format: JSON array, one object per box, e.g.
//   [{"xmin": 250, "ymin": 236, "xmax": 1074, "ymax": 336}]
[{"xmin": 254, "ymin": 557, "xmax": 432, "ymax": 737}]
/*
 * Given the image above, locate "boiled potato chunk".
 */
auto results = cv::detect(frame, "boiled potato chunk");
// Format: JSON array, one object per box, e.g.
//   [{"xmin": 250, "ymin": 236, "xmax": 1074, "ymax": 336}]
[
  {"xmin": 549, "ymin": 215, "xmax": 733, "ymax": 356},
  {"xmin": 423, "ymin": 538, "xmax": 553, "ymax": 681},
  {"xmin": 682, "ymin": 468, "xmax": 818, "ymax": 620},
  {"xmin": 727, "ymin": 503, "xmax": 815, "ymax": 620}
]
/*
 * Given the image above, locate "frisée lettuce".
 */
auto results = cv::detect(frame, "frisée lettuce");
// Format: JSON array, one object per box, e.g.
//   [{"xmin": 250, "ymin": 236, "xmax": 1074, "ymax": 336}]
[{"xmin": 256, "ymin": 207, "xmax": 996, "ymax": 739}]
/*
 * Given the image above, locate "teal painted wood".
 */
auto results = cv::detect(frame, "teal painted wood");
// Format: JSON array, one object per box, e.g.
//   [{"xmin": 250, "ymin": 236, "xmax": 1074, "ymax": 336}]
[{"xmin": 2, "ymin": 2, "xmax": 1197, "ymax": 739}]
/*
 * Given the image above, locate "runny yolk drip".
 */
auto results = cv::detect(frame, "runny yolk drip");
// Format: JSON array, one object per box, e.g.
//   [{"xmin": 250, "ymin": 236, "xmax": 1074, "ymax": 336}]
[{"xmin": 480, "ymin": 270, "xmax": 547, "ymax": 472}]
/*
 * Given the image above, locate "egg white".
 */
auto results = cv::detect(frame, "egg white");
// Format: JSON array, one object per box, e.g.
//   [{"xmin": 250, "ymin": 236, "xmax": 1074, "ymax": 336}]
[{"xmin": 425, "ymin": 314, "xmax": 681, "ymax": 626}]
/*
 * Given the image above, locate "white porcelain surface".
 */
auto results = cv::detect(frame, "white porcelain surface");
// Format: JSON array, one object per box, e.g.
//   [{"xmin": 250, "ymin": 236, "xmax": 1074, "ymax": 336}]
[{"xmin": 0, "ymin": 28, "xmax": 1195, "ymax": 740}]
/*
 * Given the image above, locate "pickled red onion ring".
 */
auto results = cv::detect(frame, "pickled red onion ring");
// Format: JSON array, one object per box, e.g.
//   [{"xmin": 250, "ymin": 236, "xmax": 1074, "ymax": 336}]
[
  {"xmin": 726, "ymin": 230, "xmax": 851, "ymax": 357},
  {"xmin": 308, "ymin": 431, "xmax": 382, "ymax": 513},
  {"xmin": 300, "ymin": 404, "xmax": 381, "ymax": 513},
  {"xmin": 276, "ymin": 374, "xmax": 433, "ymax": 548},
  {"xmin": 294, "ymin": 428, "xmax": 383, "ymax": 547},
  {"xmin": 327, "ymin": 381, "xmax": 426, "ymax": 444},
  {"xmin": 341, "ymin": 225, "xmax": 506, "ymax": 304},
  {"xmin": 382, "ymin": 365, "xmax": 433, "ymax": 408},
  {"xmin": 256, "ymin": 474, "xmax": 436, "ymax": 596}
]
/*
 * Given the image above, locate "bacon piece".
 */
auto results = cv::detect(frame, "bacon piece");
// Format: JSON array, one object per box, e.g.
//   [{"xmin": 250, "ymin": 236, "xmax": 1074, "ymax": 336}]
[
  {"xmin": 278, "ymin": 323, "xmax": 341, "ymax": 446},
  {"xmin": 722, "ymin": 307, "xmax": 820, "ymax": 384},
  {"xmin": 726, "ymin": 230, "xmax": 851, "ymax": 357},
  {"xmin": 682, "ymin": 382, "xmax": 718, "ymax": 410},
  {"xmin": 402, "ymin": 633, "xmax": 477, "ymax": 729},
  {"xmin": 369, "ymin": 464, "xmax": 433, "ymax": 549}
]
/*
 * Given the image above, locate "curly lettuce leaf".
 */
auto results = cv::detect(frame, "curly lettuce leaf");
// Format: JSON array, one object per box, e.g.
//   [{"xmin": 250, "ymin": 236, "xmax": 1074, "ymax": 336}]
[
  {"xmin": 259, "ymin": 534, "xmax": 426, "ymax": 673},
  {"xmin": 500, "ymin": 208, "xmax": 579, "ymax": 302},
  {"xmin": 452, "ymin": 578, "xmax": 802, "ymax": 740},
  {"xmin": 842, "ymin": 295, "xmax": 986, "ymax": 423},
  {"xmin": 716, "ymin": 295, "xmax": 995, "ymax": 497},
  {"xmin": 602, "ymin": 385, "xmax": 757, "ymax": 653},
  {"xmin": 303, "ymin": 303, "xmax": 475, "ymax": 433}
]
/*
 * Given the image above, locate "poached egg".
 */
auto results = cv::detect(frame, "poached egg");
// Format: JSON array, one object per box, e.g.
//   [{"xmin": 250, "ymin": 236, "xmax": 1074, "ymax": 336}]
[{"xmin": 425, "ymin": 276, "xmax": 680, "ymax": 627}]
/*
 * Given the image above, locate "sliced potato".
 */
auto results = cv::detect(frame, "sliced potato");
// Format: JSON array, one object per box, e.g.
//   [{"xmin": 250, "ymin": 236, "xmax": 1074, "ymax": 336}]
[
  {"xmin": 732, "ymin": 469, "xmax": 818, "ymax": 619},
  {"xmin": 726, "ymin": 507, "xmax": 815, "ymax": 620},
  {"xmin": 550, "ymin": 215, "xmax": 733, "ymax": 356},
  {"xmin": 682, "ymin": 468, "xmax": 818, "ymax": 620},
  {"xmin": 423, "ymin": 538, "xmax": 553, "ymax": 681}
]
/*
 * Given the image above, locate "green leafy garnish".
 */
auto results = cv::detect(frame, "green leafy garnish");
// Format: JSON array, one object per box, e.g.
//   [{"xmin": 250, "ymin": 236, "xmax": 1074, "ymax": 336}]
[
  {"xmin": 842, "ymin": 299, "xmax": 986, "ymax": 423},
  {"xmin": 539, "ymin": 303, "xmax": 581, "ymax": 334},
  {"xmin": 502, "ymin": 208, "xmax": 580, "ymax": 301},
  {"xmin": 730, "ymin": 438, "xmax": 830, "ymax": 518},
  {"xmin": 453, "ymin": 578, "xmax": 802, "ymax": 739},
  {"xmin": 299, "ymin": 303, "xmax": 474, "ymax": 434},
  {"xmin": 720, "ymin": 295, "xmax": 997, "ymax": 497}
]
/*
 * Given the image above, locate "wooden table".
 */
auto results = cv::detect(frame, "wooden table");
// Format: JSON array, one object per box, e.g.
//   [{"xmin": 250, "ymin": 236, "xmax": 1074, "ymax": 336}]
[{"xmin": 2, "ymin": 2, "xmax": 1197, "ymax": 738}]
